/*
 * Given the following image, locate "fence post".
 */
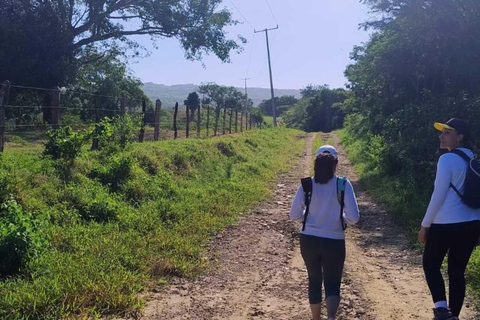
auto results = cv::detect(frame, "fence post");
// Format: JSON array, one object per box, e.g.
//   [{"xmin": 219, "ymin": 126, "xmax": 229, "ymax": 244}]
[
  {"xmin": 249, "ymin": 113, "xmax": 252, "ymax": 130},
  {"xmin": 229, "ymin": 109, "xmax": 233, "ymax": 134},
  {"xmin": 197, "ymin": 104, "xmax": 201, "ymax": 137},
  {"xmin": 235, "ymin": 111, "xmax": 238, "ymax": 132},
  {"xmin": 186, "ymin": 105, "xmax": 190, "ymax": 138},
  {"xmin": 52, "ymin": 87, "xmax": 61, "ymax": 129},
  {"xmin": 92, "ymin": 95, "xmax": 100, "ymax": 150},
  {"xmin": 240, "ymin": 111, "xmax": 244, "ymax": 132},
  {"xmin": 154, "ymin": 99, "xmax": 161, "ymax": 141},
  {"xmin": 206, "ymin": 106, "xmax": 210, "ymax": 137},
  {"xmin": 173, "ymin": 102, "xmax": 178, "ymax": 139},
  {"xmin": 121, "ymin": 96, "xmax": 126, "ymax": 115},
  {"xmin": 139, "ymin": 99, "xmax": 146, "ymax": 142},
  {"xmin": 222, "ymin": 107, "xmax": 227, "ymax": 135},
  {"xmin": 0, "ymin": 81, "xmax": 10, "ymax": 153}
]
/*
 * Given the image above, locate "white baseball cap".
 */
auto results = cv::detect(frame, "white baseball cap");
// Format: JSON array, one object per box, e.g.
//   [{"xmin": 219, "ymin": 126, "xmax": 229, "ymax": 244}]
[{"xmin": 316, "ymin": 145, "xmax": 338, "ymax": 158}]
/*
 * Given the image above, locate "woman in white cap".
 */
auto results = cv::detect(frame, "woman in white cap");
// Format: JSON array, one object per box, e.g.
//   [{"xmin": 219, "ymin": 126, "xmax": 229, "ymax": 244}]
[
  {"xmin": 289, "ymin": 145, "xmax": 359, "ymax": 320},
  {"xmin": 419, "ymin": 118, "xmax": 480, "ymax": 320}
]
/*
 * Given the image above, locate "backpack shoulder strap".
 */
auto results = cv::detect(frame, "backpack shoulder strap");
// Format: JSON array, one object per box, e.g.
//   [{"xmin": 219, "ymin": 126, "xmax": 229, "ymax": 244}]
[
  {"xmin": 449, "ymin": 149, "xmax": 472, "ymax": 162},
  {"xmin": 301, "ymin": 177, "xmax": 313, "ymax": 195},
  {"xmin": 337, "ymin": 177, "xmax": 347, "ymax": 230},
  {"xmin": 448, "ymin": 149, "xmax": 471, "ymax": 199},
  {"xmin": 301, "ymin": 177, "xmax": 313, "ymax": 231}
]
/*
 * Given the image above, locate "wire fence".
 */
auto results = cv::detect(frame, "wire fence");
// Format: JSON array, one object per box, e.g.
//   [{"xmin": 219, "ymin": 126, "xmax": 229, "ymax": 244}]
[{"xmin": 0, "ymin": 81, "xmax": 264, "ymax": 152}]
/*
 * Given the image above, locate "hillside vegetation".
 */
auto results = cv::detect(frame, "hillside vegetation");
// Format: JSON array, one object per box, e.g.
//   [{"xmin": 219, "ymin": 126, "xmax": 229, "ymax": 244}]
[{"xmin": 337, "ymin": 0, "xmax": 480, "ymax": 302}]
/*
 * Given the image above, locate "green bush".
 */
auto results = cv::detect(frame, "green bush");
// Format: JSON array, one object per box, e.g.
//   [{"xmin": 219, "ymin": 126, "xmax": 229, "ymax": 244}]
[
  {"xmin": 89, "ymin": 155, "xmax": 134, "ymax": 192},
  {"xmin": 94, "ymin": 115, "xmax": 139, "ymax": 153},
  {"xmin": 61, "ymin": 182, "xmax": 120, "ymax": 223},
  {"xmin": 43, "ymin": 126, "xmax": 88, "ymax": 162},
  {"xmin": 0, "ymin": 199, "xmax": 46, "ymax": 277}
]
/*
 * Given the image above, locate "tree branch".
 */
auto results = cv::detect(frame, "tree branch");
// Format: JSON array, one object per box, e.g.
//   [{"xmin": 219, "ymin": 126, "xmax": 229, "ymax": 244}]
[
  {"xmin": 72, "ymin": 0, "xmax": 134, "ymax": 37},
  {"xmin": 73, "ymin": 27, "xmax": 178, "ymax": 50},
  {"xmin": 108, "ymin": 15, "xmax": 141, "ymax": 19}
]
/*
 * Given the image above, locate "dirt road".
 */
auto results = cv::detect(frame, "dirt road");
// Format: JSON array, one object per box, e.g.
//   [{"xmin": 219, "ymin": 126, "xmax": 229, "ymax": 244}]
[{"xmin": 123, "ymin": 132, "xmax": 479, "ymax": 320}]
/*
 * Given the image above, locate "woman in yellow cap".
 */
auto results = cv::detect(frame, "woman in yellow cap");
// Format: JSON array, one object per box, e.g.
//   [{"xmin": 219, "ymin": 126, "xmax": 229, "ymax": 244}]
[{"xmin": 419, "ymin": 118, "xmax": 480, "ymax": 320}]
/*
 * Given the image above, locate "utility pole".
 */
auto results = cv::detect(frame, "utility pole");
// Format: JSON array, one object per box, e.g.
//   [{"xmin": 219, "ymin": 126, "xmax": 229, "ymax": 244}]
[
  {"xmin": 241, "ymin": 77, "xmax": 250, "ymax": 110},
  {"xmin": 255, "ymin": 25, "xmax": 278, "ymax": 127},
  {"xmin": 241, "ymin": 78, "xmax": 250, "ymax": 132}
]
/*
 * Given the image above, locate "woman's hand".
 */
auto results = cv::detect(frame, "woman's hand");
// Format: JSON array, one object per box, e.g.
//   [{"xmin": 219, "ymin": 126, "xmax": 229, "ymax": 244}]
[{"xmin": 418, "ymin": 226, "xmax": 429, "ymax": 244}]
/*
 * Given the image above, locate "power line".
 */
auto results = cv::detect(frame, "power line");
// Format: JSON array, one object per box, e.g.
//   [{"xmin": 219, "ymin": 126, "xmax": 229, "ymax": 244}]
[
  {"xmin": 228, "ymin": 0, "xmax": 255, "ymax": 30},
  {"xmin": 264, "ymin": 0, "xmax": 278, "ymax": 25},
  {"xmin": 246, "ymin": 32, "xmax": 256, "ymax": 77},
  {"xmin": 256, "ymin": 32, "xmax": 277, "ymax": 80}
]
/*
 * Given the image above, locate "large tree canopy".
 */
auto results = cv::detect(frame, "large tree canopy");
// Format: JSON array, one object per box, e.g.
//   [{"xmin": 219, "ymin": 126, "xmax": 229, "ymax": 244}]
[
  {"xmin": 343, "ymin": 0, "xmax": 480, "ymax": 183},
  {"xmin": 0, "ymin": 0, "xmax": 245, "ymax": 87}
]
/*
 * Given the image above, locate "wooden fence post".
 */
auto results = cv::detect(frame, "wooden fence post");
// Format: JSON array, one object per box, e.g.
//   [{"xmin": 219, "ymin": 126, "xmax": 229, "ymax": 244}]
[
  {"xmin": 235, "ymin": 111, "xmax": 238, "ymax": 132},
  {"xmin": 222, "ymin": 107, "xmax": 227, "ymax": 135},
  {"xmin": 92, "ymin": 95, "xmax": 100, "ymax": 150},
  {"xmin": 139, "ymin": 99, "xmax": 146, "ymax": 142},
  {"xmin": 206, "ymin": 106, "xmax": 210, "ymax": 137},
  {"xmin": 186, "ymin": 105, "xmax": 190, "ymax": 138},
  {"xmin": 154, "ymin": 99, "xmax": 161, "ymax": 141},
  {"xmin": 240, "ymin": 111, "xmax": 244, "ymax": 132},
  {"xmin": 229, "ymin": 109, "xmax": 233, "ymax": 134},
  {"xmin": 249, "ymin": 113, "xmax": 252, "ymax": 130},
  {"xmin": 0, "ymin": 81, "xmax": 10, "ymax": 153},
  {"xmin": 52, "ymin": 87, "xmax": 61, "ymax": 129},
  {"xmin": 173, "ymin": 102, "xmax": 178, "ymax": 139},
  {"xmin": 121, "ymin": 96, "xmax": 126, "ymax": 115},
  {"xmin": 197, "ymin": 104, "xmax": 201, "ymax": 137},
  {"xmin": 214, "ymin": 108, "xmax": 219, "ymax": 136}
]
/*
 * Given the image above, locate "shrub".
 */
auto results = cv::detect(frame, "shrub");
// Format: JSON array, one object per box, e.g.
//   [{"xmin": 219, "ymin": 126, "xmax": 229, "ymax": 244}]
[
  {"xmin": 43, "ymin": 126, "xmax": 88, "ymax": 162},
  {"xmin": 0, "ymin": 199, "xmax": 46, "ymax": 277},
  {"xmin": 216, "ymin": 141, "xmax": 236, "ymax": 157},
  {"xmin": 90, "ymin": 155, "xmax": 134, "ymax": 192}
]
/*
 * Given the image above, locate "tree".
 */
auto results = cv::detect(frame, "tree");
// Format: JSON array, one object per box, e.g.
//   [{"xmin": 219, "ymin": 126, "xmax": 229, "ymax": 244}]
[
  {"xmin": 0, "ymin": 0, "xmax": 246, "ymax": 87},
  {"xmin": 258, "ymin": 95, "xmax": 298, "ymax": 116},
  {"xmin": 343, "ymin": 0, "xmax": 480, "ymax": 185},
  {"xmin": 184, "ymin": 92, "xmax": 201, "ymax": 122},
  {"xmin": 199, "ymin": 83, "xmax": 228, "ymax": 136}
]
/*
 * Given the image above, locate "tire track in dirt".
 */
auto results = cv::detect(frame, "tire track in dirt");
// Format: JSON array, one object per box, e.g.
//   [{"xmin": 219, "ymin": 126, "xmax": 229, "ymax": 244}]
[{"xmin": 116, "ymin": 131, "xmax": 479, "ymax": 320}]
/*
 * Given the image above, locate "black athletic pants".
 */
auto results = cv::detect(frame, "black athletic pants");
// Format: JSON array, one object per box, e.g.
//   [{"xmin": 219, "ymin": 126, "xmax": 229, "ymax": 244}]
[
  {"xmin": 300, "ymin": 234, "xmax": 346, "ymax": 304},
  {"xmin": 423, "ymin": 221, "xmax": 480, "ymax": 317}
]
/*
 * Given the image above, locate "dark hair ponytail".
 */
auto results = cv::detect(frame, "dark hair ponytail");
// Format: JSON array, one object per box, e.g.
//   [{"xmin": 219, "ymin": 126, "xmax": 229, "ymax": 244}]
[{"xmin": 314, "ymin": 153, "xmax": 338, "ymax": 184}]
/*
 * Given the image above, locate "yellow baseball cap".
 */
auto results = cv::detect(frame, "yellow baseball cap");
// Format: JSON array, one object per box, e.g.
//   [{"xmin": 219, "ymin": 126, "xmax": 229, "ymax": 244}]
[{"xmin": 434, "ymin": 118, "xmax": 469, "ymax": 136}]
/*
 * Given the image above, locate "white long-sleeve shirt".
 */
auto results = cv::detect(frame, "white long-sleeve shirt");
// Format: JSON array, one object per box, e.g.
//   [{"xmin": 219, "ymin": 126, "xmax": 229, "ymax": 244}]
[
  {"xmin": 289, "ymin": 176, "xmax": 360, "ymax": 240},
  {"xmin": 421, "ymin": 148, "xmax": 480, "ymax": 228}
]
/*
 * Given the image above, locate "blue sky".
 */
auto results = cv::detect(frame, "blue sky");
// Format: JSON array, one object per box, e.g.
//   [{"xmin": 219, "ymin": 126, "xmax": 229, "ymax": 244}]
[{"xmin": 128, "ymin": 0, "xmax": 372, "ymax": 90}]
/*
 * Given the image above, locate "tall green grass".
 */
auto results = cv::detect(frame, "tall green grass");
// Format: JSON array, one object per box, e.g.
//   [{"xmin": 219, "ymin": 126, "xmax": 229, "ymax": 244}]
[{"xmin": 0, "ymin": 128, "xmax": 304, "ymax": 319}]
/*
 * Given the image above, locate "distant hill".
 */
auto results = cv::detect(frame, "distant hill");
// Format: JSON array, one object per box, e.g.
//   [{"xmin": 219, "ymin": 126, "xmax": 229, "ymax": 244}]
[{"xmin": 142, "ymin": 82, "xmax": 302, "ymax": 108}]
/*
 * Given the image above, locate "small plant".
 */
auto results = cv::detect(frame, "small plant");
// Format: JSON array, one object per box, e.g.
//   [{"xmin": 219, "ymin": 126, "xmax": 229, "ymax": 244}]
[
  {"xmin": 94, "ymin": 115, "xmax": 138, "ymax": 153},
  {"xmin": 0, "ymin": 198, "xmax": 46, "ymax": 277},
  {"xmin": 89, "ymin": 155, "xmax": 134, "ymax": 192},
  {"xmin": 216, "ymin": 141, "xmax": 236, "ymax": 157},
  {"xmin": 43, "ymin": 126, "xmax": 88, "ymax": 163}
]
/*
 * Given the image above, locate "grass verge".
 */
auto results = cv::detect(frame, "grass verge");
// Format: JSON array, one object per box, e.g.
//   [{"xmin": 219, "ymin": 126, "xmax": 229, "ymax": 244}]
[{"xmin": 0, "ymin": 127, "xmax": 305, "ymax": 320}]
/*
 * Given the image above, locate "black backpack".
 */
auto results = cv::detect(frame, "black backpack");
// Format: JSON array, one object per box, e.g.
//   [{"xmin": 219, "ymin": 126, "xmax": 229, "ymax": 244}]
[
  {"xmin": 449, "ymin": 149, "xmax": 480, "ymax": 209},
  {"xmin": 300, "ymin": 177, "xmax": 347, "ymax": 231}
]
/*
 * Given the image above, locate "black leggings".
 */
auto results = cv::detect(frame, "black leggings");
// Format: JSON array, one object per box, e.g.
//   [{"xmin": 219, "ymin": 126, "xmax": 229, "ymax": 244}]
[
  {"xmin": 300, "ymin": 234, "xmax": 345, "ymax": 304},
  {"xmin": 423, "ymin": 221, "xmax": 480, "ymax": 317}
]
